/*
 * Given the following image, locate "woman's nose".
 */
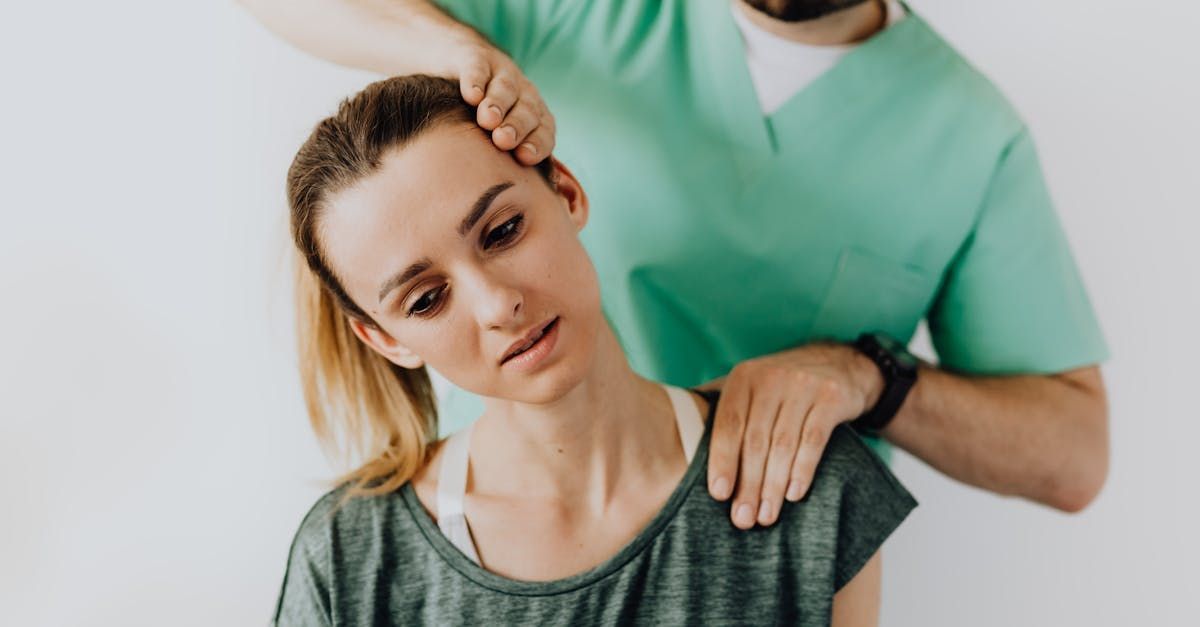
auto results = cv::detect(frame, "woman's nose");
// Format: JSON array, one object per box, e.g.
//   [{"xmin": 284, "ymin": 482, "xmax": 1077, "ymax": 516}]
[{"xmin": 468, "ymin": 272, "xmax": 524, "ymax": 330}]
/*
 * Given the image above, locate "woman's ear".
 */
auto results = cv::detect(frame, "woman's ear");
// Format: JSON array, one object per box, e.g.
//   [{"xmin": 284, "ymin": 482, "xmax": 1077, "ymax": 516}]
[
  {"xmin": 348, "ymin": 318, "xmax": 425, "ymax": 369},
  {"xmin": 548, "ymin": 158, "xmax": 589, "ymax": 232}
]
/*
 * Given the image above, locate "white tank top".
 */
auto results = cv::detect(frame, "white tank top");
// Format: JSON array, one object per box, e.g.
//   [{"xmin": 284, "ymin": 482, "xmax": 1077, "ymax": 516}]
[{"xmin": 435, "ymin": 384, "xmax": 706, "ymax": 566}]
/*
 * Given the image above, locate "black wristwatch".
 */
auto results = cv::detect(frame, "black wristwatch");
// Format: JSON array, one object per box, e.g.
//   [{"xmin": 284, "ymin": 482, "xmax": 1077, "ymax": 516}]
[{"xmin": 850, "ymin": 332, "xmax": 919, "ymax": 434}]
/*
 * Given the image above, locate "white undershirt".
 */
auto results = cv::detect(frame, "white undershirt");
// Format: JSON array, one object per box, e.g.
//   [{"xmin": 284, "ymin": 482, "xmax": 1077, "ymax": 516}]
[{"xmin": 731, "ymin": 0, "xmax": 906, "ymax": 114}]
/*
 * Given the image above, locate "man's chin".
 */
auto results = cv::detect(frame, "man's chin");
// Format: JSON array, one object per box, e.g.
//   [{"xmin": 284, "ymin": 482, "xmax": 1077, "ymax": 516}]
[{"xmin": 742, "ymin": 0, "xmax": 871, "ymax": 23}]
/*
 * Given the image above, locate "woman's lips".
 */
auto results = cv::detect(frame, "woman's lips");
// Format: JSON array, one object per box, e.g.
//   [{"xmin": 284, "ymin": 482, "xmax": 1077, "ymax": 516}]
[{"xmin": 501, "ymin": 317, "xmax": 560, "ymax": 372}]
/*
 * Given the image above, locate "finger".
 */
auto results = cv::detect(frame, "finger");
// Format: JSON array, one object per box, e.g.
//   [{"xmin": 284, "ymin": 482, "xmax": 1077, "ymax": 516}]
[
  {"xmin": 787, "ymin": 402, "xmax": 838, "ymax": 502},
  {"xmin": 459, "ymin": 60, "xmax": 491, "ymax": 106},
  {"xmin": 477, "ymin": 74, "xmax": 518, "ymax": 131},
  {"xmin": 707, "ymin": 368, "xmax": 752, "ymax": 503},
  {"xmin": 757, "ymin": 389, "xmax": 814, "ymax": 525},
  {"xmin": 730, "ymin": 384, "xmax": 784, "ymax": 530},
  {"xmin": 514, "ymin": 124, "xmax": 553, "ymax": 165},
  {"xmin": 492, "ymin": 96, "xmax": 541, "ymax": 151}
]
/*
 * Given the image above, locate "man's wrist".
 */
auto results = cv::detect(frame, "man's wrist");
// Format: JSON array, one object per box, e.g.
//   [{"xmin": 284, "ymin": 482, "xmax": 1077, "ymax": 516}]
[
  {"xmin": 846, "ymin": 344, "xmax": 886, "ymax": 414},
  {"xmin": 848, "ymin": 333, "xmax": 920, "ymax": 433},
  {"xmin": 403, "ymin": 7, "xmax": 487, "ymax": 76}
]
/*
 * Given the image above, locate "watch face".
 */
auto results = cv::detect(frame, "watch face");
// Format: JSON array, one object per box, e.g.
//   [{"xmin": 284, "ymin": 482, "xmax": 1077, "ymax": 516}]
[{"xmin": 872, "ymin": 333, "xmax": 920, "ymax": 371}]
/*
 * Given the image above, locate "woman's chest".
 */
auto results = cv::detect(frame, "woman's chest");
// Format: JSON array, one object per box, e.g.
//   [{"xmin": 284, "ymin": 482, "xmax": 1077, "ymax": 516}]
[{"xmin": 461, "ymin": 488, "xmax": 672, "ymax": 581}]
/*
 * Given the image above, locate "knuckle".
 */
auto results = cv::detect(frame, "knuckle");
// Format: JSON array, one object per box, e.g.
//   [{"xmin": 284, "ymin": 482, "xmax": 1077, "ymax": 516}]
[
  {"xmin": 816, "ymin": 379, "xmax": 843, "ymax": 402},
  {"xmin": 489, "ymin": 76, "xmax": 515, "ymax": 95},
  {"xmin": 763, "ymin": 477, "xmax": 789, "ymax": 496},
  {"xmin": 527, "ymin": 128, "xmax": 549, "ymax": 147},
  {"xmin": 721, "ymin": 405, "xmax": 747, "ymax": 429},
  {"xmin": 514, "ymin": 102, "xmax": 540, "ymax": 124},
  {"xmin": 467, "ymin": 53, "xmax": 491, "ymax": 73},
  {"xmin": 709, "ymin": 452, "xmax": 734, "ymax": 470},
  {"xmin": 500, "ymin": 77, "xmax": 521, "ymax": 94},
  {"xmin": 464, "ymin": 45, "xmax": 491, "ymax": 65},
  {"xmin": 771, "ymin": 431, "xmax": 798, "ymax": 453},
  {"xmin": 743, "ymin": 427, "xmax": 769, "ymax": 454},
  {"xmin": 801, "ymin": 421, "xmax": 828, "ymax": 443}
]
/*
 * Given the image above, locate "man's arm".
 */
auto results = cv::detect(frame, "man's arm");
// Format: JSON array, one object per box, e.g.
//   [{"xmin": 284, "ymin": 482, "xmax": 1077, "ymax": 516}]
[
  {"xmin": 882, "ymin": 362, "xmax": 1108, "ymax": 513},
  {"xmin": 238, "ymin": 0, "xmax": 466, "ymax": 77},
  {"xmin": 238, "ymin": 0, "xmax": 557, "ymax": 163}
]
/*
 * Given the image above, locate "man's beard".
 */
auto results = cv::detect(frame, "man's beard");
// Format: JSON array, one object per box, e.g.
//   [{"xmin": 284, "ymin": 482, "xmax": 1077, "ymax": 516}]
[{"xmin": 742, "ymin": 0, "xmax": 873, "ymax": 22}]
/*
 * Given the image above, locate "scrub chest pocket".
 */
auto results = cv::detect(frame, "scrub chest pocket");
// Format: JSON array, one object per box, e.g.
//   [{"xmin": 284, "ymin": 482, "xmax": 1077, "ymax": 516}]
[{"xmin": 809, "ymin": 247, "xmax": 940, "ymax": 343}]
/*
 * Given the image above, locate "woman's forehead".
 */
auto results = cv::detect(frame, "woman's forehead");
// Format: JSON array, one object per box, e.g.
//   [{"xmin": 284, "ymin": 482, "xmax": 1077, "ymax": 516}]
[{"xmin": 319, "ymin": 126, "xmax": 534, "ymax": 297}]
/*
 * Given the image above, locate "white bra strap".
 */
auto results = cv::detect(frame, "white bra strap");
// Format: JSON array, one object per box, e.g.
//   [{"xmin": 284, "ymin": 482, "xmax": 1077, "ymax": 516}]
[
  {"xmin": 663, "ymin": 385, "xmax": 705, "ymax": 464},
  {"xmin": 436, "ymin": 424, "xmax": 482, "ymax": 565}
]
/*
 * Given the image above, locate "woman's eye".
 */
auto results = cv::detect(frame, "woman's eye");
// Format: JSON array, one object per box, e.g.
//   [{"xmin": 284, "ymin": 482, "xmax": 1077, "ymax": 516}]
[
  {"xmin": 484, "ymin": 214, "xmax": 524, "ymax": 249},
  {"xmin": 407, "ymin": 285, "xmax": 446, "ymax": 318}
]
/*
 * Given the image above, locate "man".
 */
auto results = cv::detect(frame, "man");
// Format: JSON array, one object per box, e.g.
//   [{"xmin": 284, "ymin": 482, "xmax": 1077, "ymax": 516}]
[{"xmin": 243, "ymin": 0, "xmax": 1109, "ymax": 528}]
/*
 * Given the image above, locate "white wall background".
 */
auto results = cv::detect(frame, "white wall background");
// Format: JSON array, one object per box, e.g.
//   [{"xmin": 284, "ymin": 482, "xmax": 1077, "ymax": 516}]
[{"xmin": 1, "ymin": 1, "xmax": 1196, "ymax": 625}]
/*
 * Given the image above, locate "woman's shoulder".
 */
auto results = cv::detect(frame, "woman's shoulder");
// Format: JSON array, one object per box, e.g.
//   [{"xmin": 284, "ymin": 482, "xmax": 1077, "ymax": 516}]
[
  {"xmin": 274, "ymin": 480, "xmax": 431, "ymax": 624},
  {"xmin": 286, "ymin": 474, "xmax": 431, "ymax": 566},
  {"xmin": 779, "ymin": 425, "xmax": 917, "ymax": 526},
  {"xmin": 815, "ymin": 425, "xmax": 911, "ymax": 498},
  {"xmin": 288, "ymin": 485, "xmax": 379, "ymax": 554},
  {"xmin": 784, "ymin": 425, "xmax": 917, "ymax": 589},
  {"xmin": 293, "ymin": 439, "xmax": 450, "ymax": 544}
]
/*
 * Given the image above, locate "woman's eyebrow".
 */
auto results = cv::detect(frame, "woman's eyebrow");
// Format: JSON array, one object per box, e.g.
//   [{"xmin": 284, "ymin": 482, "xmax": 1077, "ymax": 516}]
[
  {"xmin": 377, "ymin": 181, "xmax": 516, "ymax": 305},
  {"xmin": 378, "ymin": 258, "xmax": 432, "ymax": 304},
  {"xmin": 457, "ymin": 181, "xmax": 514, "ymax": 237}
]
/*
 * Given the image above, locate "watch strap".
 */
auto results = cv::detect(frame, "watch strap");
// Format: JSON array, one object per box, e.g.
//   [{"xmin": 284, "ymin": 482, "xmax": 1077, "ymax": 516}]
[{"xmin": 850, "ymin": 333, "xmax": 917, "ymax": 434}]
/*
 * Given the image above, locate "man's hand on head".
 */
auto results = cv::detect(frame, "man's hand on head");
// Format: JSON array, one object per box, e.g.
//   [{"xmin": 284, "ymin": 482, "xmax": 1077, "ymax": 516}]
[
  {"xmin": 702, "ymin": 343, "xmax": 885, "ymax": 530},
  {"xmin": 447, "ymin": 36, "xmax": 556, "ymax": 165}
]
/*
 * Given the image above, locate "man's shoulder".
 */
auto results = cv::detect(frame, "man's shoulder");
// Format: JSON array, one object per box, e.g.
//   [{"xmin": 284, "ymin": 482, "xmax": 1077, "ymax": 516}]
[{"xmin": 903, "ymin": 12, "xmax": 1026, "ymax": 137}]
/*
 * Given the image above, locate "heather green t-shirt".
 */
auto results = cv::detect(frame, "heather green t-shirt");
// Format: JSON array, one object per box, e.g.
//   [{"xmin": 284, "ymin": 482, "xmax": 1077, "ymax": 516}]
[
  {"xmin": 429, "ymin": 0, "xmax": 1110, "ymax": 464},
  {"xmin": 273, "ymin": 394, "xmax": 917, "ymax": 626}
]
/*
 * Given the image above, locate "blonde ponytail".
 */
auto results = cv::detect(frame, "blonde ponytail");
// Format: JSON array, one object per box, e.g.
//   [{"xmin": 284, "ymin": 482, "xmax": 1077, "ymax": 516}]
[{"xmin": 294, "ymin": 257, "xmax": 437, "ymax": 497}]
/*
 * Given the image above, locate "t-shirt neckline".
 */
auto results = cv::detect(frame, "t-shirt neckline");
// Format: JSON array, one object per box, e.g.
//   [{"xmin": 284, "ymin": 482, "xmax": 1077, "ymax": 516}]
[{"xmin": 399, "ymin": 389, "xmax": 718, "ymax": 596}]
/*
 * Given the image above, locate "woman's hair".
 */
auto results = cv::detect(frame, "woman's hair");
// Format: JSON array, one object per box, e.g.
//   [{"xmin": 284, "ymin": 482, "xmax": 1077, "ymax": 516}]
[{"xmin": 286, "ymin": 74, "xmax": 552, "ymax": 497}]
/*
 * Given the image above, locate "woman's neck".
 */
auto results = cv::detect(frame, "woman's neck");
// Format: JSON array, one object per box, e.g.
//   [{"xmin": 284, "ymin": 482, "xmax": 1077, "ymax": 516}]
[{"xmin": 469, "ymin": 323, "xmax": 683, "ymax": 513}]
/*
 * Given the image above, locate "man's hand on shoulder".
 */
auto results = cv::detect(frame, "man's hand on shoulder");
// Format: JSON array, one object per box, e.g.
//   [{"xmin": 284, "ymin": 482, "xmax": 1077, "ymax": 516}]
[{"xmin": 701, "ymin": 343, "xmax": 884, "ymax": 530}]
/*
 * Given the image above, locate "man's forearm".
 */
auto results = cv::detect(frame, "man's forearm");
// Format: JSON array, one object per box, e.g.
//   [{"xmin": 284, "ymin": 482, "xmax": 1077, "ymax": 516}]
[
  {"xmin": 882, "ymin": 364, "xmax": 1109, "ymax": 512},
  {"xmin": 238, "ymin": 0, "xmax": 475, "ymax": 76}
]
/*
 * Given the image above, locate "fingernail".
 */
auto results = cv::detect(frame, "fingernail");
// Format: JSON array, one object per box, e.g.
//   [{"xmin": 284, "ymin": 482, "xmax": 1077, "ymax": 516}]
[
  {"xmin": 757, "ymin": 500, "xmax": 773, "ymax": 523},
  {"xmin": 488, "ymin": 105, "xmax": 502, "ymax": 117},
  {"xmin": 471, "ymin": 84, "xmax": 483, "ymax": 95},
  {"xmin": 520, "ymin": 142, "xmax": 537, "ymax": 156},
  {"xmin": 735, "ymin": 503, "xmax": 755, "ymax": 527},
  {"xmin": 499, "ymin": 125, "xmax": 515, "ymax": 140},
  {"xmin": 786, "ymin": 481, "xmax": 806, "ymax": 501},
  {"xmin": 712, "ymin": 477, "xmax": 731, "ymax": 500}
]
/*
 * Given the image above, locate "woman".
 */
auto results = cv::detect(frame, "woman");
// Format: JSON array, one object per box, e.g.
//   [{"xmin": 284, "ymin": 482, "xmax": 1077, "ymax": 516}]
[{"xmin": 273, "ymin": 74, "xmax": 915, "ymax": 626}]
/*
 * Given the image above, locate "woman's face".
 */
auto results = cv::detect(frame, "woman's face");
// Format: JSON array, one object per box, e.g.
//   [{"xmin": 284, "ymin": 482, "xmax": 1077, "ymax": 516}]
[{"xmin": 320, "ymin": 122, "xmax": 602, "ymax": 404}]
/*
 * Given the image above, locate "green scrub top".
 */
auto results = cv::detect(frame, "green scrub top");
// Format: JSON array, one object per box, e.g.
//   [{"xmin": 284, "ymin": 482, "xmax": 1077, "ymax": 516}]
[{"xmin": 430, "ymin": 0, "xmax": 1108, "ymax": 460}]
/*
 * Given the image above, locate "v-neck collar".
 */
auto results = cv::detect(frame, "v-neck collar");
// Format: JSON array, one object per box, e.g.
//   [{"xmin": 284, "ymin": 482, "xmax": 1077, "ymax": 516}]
[
  {"xmin": 398, "ymin": 389, "xmax": 721, "ymax": 596},
  {"xmin": 691, "ymin": 1, "xmax": 934, "ymax": 181}
]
